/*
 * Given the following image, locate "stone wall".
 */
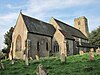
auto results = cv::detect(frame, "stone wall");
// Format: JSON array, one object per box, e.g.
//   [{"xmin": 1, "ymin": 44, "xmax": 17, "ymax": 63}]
[
  {"xmin": 9, "ymin": 13, "xmax": 28, "ymax": 59},
  {"xmin": 67, "ymin": 40, "xmax": 74, "ymax": 55},
  {"xmin": 50, "ymin": 18, "xmax": 67, "ymax": 56},
  {"xmin": 74, "ymin": 16, "xmax": 89, "ymax": 38},
  {"xmin": 28, "ymin": 33, "xmax": 52, "ymax": 58}
]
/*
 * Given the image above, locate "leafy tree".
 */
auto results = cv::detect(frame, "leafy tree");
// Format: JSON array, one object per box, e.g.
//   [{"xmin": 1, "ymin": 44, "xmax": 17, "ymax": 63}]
[
  {"xmin": 89, "ymin": 26, "xmax": 100, "ymax": 47},
  {"xmin": 2, "ymin": 27, "xmax": 14, "ymax": 55}
]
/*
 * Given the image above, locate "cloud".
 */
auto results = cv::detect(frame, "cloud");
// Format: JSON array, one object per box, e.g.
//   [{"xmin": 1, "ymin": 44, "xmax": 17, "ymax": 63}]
[
  {"xmin": 25, "ymin": 0, "xmax": 95, "ymax": 16},
  {"xmin": 6, "ymin": 4, "xmax": 28, "ymax": 9},
  {"xmin": 0, "ymin": 13, "xmax": 18, "ymax": 27}
]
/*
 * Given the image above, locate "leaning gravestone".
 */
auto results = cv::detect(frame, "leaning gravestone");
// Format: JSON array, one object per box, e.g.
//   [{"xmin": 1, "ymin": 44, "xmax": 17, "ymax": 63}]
[
  {"xmin": 35, "ymin": 55, "xmax": 40, "ymax": 61},
  {"xmin": 89, "ymin": 51, "xmax": 94, "ymax": 61},
  {"xmin": 29, "ymin": 57, "xmax": 33, "ymax": 60},
  {"xmin": 96, "ymin": 48, "xmax": 100, "ymax": 55},
  {"xmin": 79, "ymin": 50, "xmax": 84, "ymax": 55},
  {"xmin": 36, "ymin": 64, "xmax": 48, "ymax": 75},
  {"xmin": 60, "ymin": 53, "xmax": 66, "ymax": 63}
]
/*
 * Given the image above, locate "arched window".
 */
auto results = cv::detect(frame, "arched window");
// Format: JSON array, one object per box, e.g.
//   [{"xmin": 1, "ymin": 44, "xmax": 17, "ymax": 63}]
[
  {"xmin": 54, "ymin": 42, "xmax": 59, "ymax": 53},
  {"xmin": 46, "ymin": 42, "xmax": 48, "ymax": 51},
  {"xmin": 16, "ymin": 35, "xmax": 22, "ymax": 51}
]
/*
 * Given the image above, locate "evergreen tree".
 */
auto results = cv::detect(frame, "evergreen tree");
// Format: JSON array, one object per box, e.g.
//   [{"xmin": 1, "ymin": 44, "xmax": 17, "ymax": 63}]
[
  {"xmin": 89, "ymin": 26, "xmax": 100, "ymax": 47},
  {"xmin": 2, "ymin": 27, "xmax": 14, "ymax": 55}
]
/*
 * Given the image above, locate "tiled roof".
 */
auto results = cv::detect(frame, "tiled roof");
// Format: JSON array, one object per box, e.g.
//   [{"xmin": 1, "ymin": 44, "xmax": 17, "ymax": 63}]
[
  {"xmin": 59, "ymin": 29, "xmax": 74, "ymax": 40},
  {"xmin": 22, "ymin": 14, "xmax": 56, "ymax": 37},
  {"xmin": 53, "ymin": 18, "xmax": 88, "ymax": 40}
]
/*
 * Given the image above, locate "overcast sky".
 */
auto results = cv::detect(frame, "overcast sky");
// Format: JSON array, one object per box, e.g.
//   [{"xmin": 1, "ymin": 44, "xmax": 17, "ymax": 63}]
[{"xmin": 0, "ymin": 0, "xmax": 100, "ymax": 50}]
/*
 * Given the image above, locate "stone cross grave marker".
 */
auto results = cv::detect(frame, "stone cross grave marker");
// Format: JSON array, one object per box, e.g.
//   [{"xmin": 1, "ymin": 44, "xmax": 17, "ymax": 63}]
[
  {"xmin": 89, "ymin": 51, "xmax": 94, "ymax": 61},
  {"xmin": 36, "ymin": 64, "xmax": 48, "ymax": 75}
]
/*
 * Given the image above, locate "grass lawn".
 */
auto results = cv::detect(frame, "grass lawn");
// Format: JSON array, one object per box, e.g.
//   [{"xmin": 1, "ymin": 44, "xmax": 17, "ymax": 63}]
[{"xmin": 0, "ymin": 53, "xmax": 100, "ymax": 75}]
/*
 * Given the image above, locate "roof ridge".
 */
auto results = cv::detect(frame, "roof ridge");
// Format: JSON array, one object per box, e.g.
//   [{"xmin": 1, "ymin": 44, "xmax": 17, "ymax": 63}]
[
  {"xmin": 53, "ymin": 18, "xmax": 82, "ymax": 32},
  {"xmin": 21, "ymin": 13, "xmax": 53, "ymax": 26}
]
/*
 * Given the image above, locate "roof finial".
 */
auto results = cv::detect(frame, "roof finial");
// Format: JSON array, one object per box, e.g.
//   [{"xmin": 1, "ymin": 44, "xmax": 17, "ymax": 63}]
[{"xmin": 20, "ymin": 9, "xmax": 22, "ymax": 14}]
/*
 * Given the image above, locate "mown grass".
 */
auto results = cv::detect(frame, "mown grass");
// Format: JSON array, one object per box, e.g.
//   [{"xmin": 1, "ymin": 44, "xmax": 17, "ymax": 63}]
[{"xmin": 0, "ymin": 53, "xmax": 100, "ymax": 75}]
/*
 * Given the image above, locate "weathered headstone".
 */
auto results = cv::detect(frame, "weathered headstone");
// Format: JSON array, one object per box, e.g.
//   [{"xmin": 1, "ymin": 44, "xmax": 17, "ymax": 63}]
[
  {"xmin": 11, "ymin": 50, "xmax": 14, "ymax": 65},
  {"xmin": 35, "ymin": 55, "xmax": 40, "ymax": 61},
  {"xmin": 96, "ymin": 47, "xmax": 100, "ymax": 55},
  {"xmin": 0, "ymin": 61, "xmax": 4, "ymax": 69},
  {"xmin": 23, "ymin": 54, "xmax": 26, "ymax": 60},
  {"xmin": 89, "ymin": 51, "xmax": 94, "ymax": 61},
  {"xmin": 36, "ymin": 64, "xmax": 48, "ymax": 75},
  {"xmin": 90, "ymin": 48, "xmax": 94, "ymax": 52},
  {"xmin": 24, "ymin": 39, "xmax": 31, "ymax": 66},
  {"xmin": 29, "ymin": 57, "xmax": 33, "ymax": 60},
  {"xmin": 25, "ymin": 55, "xmax": 29, "ymax": 66},
  {"xmin": 60, "ymin": 53, "xmax": 66, "ymax": 63},
  {"xmin": 11, "ymin": 60, "xmax": 14, "ymax": 64},
  {"xmin": 79, "ymin": 50, "xmax": 84, "ymax": 55}
]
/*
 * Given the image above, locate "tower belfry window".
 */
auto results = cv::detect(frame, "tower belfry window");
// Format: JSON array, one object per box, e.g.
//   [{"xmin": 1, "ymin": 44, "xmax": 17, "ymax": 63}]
[{"xmin": 78, "ymin": 21, "xmax": 80, "ymax": 25}]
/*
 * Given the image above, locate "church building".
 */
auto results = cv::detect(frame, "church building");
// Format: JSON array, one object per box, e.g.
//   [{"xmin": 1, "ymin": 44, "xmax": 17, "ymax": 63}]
[{"xmin": 9, "ymin": 12, "xmax": 90, "ymax": 59}]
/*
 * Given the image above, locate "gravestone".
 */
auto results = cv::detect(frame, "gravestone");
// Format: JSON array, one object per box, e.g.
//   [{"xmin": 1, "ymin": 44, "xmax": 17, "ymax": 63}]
[
  {"xmin": 0, "ymin": 61, "xmax": 4, "ymax": 69},
  {"xmin": 90, "ymin": 48, "xmax": 94, "ymax": 52},
  {"xmin": 96, "ymin": 47, "xmax": 100, "ymax": 55},
  {"xmin": 79, "ymin": 50, "xmax": 84, "ymax": 55},
  {"xmin": 35, "ymin": 55, "xmax": 40, "ymax": 61},
  {"xmin": 60, "ymin": 53, "xmax": 66, "ymax": 63},
  {"xmin": 23, "ymin": 54, "xmax": 26, "ymax": 60},
  {"xmin": 11, "ymin": 60, "xmax": 14, "ymax": 65},
  {"xmin": 29, "ymin": 57, "xmax": 33, "ymax": 60},
  {"xmin": 24, "ymin": 39, "xmax": 31, "ymax": 66},
  {"xmin": 36, "ymin": 64, "xmax": 48, "ymax": 75},
  {"xmin": 25, "ymin": 55, "xmax": 29, "ymax": 66},
  {"xmin": 89, "ymin": 51, "xmax": 94, "ymax": 61}
]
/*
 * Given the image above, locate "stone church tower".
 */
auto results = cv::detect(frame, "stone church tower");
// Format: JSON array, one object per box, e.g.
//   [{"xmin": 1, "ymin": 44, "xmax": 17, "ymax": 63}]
[{"xmin": 74, "ymin": 16, "xmax": 89, "ymax": 38}]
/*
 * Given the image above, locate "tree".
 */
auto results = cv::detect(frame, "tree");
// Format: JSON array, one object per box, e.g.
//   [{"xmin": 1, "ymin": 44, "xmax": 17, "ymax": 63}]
[
  {"xmin": 89, "ymin": 26, "xmax": 100, "ymax": 47},
  {"xmin": 2, "ymin": 27, "xmax": 14, "ymax": 56}
]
